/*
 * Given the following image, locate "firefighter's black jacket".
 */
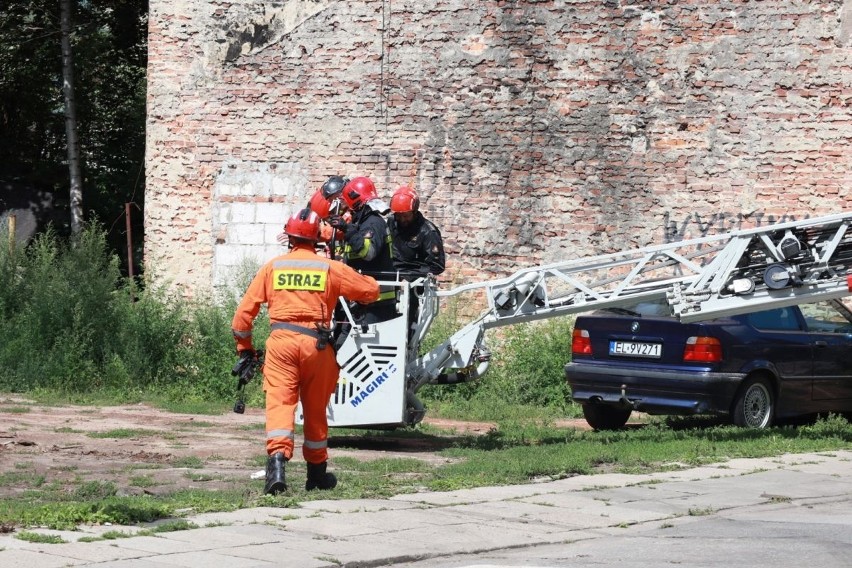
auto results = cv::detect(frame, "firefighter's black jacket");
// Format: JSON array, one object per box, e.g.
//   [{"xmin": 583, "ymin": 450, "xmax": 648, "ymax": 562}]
[{"xmin": 387, "ymin": 211, "xmax": 446, "ymax": 279}]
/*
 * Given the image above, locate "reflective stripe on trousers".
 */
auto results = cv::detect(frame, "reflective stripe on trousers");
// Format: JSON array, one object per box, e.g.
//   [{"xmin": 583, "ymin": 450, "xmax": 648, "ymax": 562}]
[
  {"xmin": 267, "ymin": 429, "xmax": 294, "ymax": 441},
  {"xmin": 303, "ymin": 438, "xmax": 328, "ymax": 450}
]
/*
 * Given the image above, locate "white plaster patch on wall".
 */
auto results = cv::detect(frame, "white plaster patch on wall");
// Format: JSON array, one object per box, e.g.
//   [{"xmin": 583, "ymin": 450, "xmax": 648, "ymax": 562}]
[{"xmin": 212, "ymin": 160, "xmax": 311, "ymax": 294}]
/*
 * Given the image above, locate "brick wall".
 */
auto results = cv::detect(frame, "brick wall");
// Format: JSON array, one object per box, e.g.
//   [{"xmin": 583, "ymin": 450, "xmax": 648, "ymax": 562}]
[{"xmin": 145, "ymin": 0, "xmax": 852, "ymax": 297}]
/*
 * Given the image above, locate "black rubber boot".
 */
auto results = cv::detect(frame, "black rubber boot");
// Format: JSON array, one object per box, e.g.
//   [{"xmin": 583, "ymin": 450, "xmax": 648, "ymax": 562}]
[
  {"xmin": 263, "ymin": 452, "xmax": 287, "ymax": 495},
  {"xmin": 305, "ymin": 461, "xmax": 337, "ymax": 491}
]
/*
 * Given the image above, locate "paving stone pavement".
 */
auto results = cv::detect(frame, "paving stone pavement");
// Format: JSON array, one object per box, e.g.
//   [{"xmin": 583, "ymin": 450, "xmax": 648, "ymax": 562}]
[{"xmin": 1, "ymin": 450, "xmax": 850, "ymax": 567}]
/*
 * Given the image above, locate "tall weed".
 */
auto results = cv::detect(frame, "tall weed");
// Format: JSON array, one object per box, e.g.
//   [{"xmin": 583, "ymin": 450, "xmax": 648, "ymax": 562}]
[
  {"xmin": 0, "ymin": 225, "xmax": 121, "ymax": 390},
  {"xmin": 486, "ymin": 318, "xmax": 575, "ymax": 408},
  {"xmin": 420, "ymin": 295, "xmax": 577, "ymax": 416},
  {"xmin": 0, "ymin": 224, "xmax": 263, "ymax": 402}
]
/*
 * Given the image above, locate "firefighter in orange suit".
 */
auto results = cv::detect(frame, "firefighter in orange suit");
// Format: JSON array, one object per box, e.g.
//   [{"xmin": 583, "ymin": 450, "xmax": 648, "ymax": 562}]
[{"xmin": 232, "ymin": 208, "xmax": 380, "ymax": 494}]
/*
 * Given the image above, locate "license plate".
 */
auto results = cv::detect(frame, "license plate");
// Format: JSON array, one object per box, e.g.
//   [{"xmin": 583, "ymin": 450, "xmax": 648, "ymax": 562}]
[{"xmin": 609, "ymin": 341, "xmax": 662, "ymax": 358}]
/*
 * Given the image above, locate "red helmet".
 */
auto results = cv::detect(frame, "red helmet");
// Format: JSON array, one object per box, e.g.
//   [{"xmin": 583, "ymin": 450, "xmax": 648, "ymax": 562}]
[
  {"xmin": 308, "ymin": 189, "xmax": 332, "ymax": 219},
  {"xmin": 284, "ymin": 208, "xmax": 320, "ymax": 241},
  {"xmin": 390, "ymin": 186, "xmax": 420, "ymax": 213},
  {"xmin": 341, "ymin": 176, "xmax": 377, "ymax": 210}
]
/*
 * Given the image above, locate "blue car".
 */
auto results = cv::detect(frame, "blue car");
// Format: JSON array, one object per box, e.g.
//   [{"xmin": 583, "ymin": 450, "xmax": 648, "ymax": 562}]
[{"xmin": 565, "ymin": 298, "xmax": 852, "ymax": 429}]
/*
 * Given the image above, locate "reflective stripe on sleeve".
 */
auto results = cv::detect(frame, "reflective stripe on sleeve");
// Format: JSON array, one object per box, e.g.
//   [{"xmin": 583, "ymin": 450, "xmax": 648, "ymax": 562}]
[
  {"xmin": 345, "ymin": 237, "xmax": 371, "ymax": 260},
  {"xmin": 232, "ymin": 329, "xmax": 252, "ymax": 338},
  {"xmin": 303, "ymin": 438, "xmax": 328, "ymax": 450},
  {"xmin": 267, "ymin": 429, "xmax": 295, "ymax": 440}
]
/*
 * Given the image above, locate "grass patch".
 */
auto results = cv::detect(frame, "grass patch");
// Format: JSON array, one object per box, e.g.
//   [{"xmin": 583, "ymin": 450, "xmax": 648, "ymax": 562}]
[
  {"xmin": 140, "ymin": 519, "xmax": 199, "ymax": 534},
  {"xmin": 177, "ymin": 421, "xmax": 217, "ymax": 429},
  {"xmin": 0, "ymin": 406, "xmax": 30, "ymax": 414},
  {"xmin": 55, "ymin": 427, "xmax": 85, "ymax": 433},
  {"xmin": 0, "ymin": 487, "xmax": 251, "ymax": 530},
  {"xmin": 74, "ymin": 481, "xmax": 119, "ymax": 500},
  {"xmin": 0, "ymin": 406, "xmax": 850, "ymax": 531},
  {"xmin": 0, "ymin": 471, "xmax": 45, "ymax": 488},
  {"xmin": 87, "ymin": 428, "xmax": 161, "ymax": 439},
  {"xmin": 184, "ymin": 472, "xmax": 216, "ymax": 482},
  {"xmin": 764, "ymin": 494, "xmax": 792, "ymax": 503},
  {"xmin": 78, "ymin": 530, "xmax": 138, "ymax": 542},
  {"xmin": 15, "ymin": 531, "xmax": 66, "ymax": 544},
  {"xmin": 129, "ymin": 475, "xmax": 158, "ymax": 488},
  {"xmin": 172, "ymin": 456, "xmax": 204, "ymax": 469}
]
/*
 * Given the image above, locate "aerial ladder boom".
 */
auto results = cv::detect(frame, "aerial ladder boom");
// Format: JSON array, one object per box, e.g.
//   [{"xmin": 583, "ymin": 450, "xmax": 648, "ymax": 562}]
[{"xmin": 300, "ymin": 212, "xmax": 852, "ymax": 428}]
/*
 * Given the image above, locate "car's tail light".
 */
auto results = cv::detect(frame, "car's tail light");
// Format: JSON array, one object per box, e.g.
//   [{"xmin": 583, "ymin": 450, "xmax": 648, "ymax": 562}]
[
  {"xmin": 683, "ymin": 336, "xmax": 722, "ymax": 362},
  {"xmin": 572, "ymin": 329, "xmax": 592, "ymax": 355}
]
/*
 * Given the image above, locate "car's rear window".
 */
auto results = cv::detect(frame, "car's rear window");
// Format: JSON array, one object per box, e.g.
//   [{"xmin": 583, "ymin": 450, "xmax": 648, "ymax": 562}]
[
  {"xmin": 596, "ymin": 298, "xmax": 672, "ymax": 317},
  {"xmin": 632, "ymin": 301, "xmax": 672, "ymax": 316},
  {"xmin": 746, "ymin": 307, "xmax": 801, "ymax": 331}
]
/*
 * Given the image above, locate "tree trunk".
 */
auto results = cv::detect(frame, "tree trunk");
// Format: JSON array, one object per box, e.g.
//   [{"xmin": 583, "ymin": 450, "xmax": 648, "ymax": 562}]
[{"xmin": 60, "ymin": 0, "xmax": 84, "ymax": 235}]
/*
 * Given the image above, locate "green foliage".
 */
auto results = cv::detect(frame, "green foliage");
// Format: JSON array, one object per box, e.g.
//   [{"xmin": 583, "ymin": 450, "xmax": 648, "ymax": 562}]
[
  {"xmin": 74, "ymin": 480, "xmax": 117, "ymax": 500},
  {"xmin": 0, "ymin": 224, "xmax": 122, "ymax": 390},
  {"xmin": 0, "ymin": 1, "xmax": 67, "ymax": 176},
  {"xmin": 0, "ymin": 223, "xmax": 261, "ymax": 404},
  {"xmin": 485, "ymin": 318, "xmax": 575, "ymax": 408},
  {"xmin": 0, "ymin": 0, "xmax": 149, "ymax": 265},
  {"xmin": 3, "ymin": 497, "xmax": 172, "ymax": 530},
  {"xmin": 420, "ymin": 310, "xmax": 577, "ymax": 415},
  {"xmin": 798, "ymin": 413, "xmax": 852, "ymax": 441}
]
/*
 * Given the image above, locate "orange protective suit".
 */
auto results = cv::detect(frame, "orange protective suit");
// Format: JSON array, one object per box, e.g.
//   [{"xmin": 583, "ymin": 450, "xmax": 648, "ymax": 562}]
[{"xmin": 232, "ymin": 243, "xmax": 379, "ymax": 464}]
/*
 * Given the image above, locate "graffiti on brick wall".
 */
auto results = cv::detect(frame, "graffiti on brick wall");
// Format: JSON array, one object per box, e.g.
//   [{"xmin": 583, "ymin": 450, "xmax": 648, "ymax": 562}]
[{"xmin": 663, "ymin": 211, "xmax": 802, "ymax": 243}]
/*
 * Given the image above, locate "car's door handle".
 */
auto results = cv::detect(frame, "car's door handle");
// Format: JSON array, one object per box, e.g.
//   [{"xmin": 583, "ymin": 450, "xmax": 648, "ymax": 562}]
[{"xmin": 813, "ymin": 340, "xmax": 828, "ymax": 347}]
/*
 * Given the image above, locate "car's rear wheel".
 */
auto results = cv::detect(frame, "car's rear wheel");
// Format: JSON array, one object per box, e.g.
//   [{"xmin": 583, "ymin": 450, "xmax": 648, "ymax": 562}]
[
  {"xmin": 582, "ymin": 403, "xmax": 632, "ymax": 431},
  {"xmin": 732, "ymin": 376, "xmax": 774, "ymax": 428}
]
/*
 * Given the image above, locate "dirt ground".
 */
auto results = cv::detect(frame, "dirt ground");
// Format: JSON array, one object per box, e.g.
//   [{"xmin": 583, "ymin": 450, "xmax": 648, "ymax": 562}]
[{"xmin": 0, "ymin": 396, "xmax": 590, "ymax": 500}]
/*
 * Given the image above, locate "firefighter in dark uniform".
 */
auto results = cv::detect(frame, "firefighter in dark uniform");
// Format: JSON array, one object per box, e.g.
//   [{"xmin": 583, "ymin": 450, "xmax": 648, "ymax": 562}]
[
  {"xmin": 329, "ymin": 176, "xmax": 398, "ymax": 324},
  {"xmin": 386, "ymin": 186, "xmax": 446, "ymax": 336}
]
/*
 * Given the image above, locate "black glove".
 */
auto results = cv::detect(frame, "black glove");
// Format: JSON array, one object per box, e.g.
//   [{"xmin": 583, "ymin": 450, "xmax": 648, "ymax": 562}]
[
  {"xmin": 327, "ymin": 215, "xmax": 346, "ymax": 229},
  {"xmin": 328, "ymin": 216, "xmax": 359, "ymax": 239},
  {"xmin": 232, "ymin": 349, "xmax": 259, "ymax": 386}
]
